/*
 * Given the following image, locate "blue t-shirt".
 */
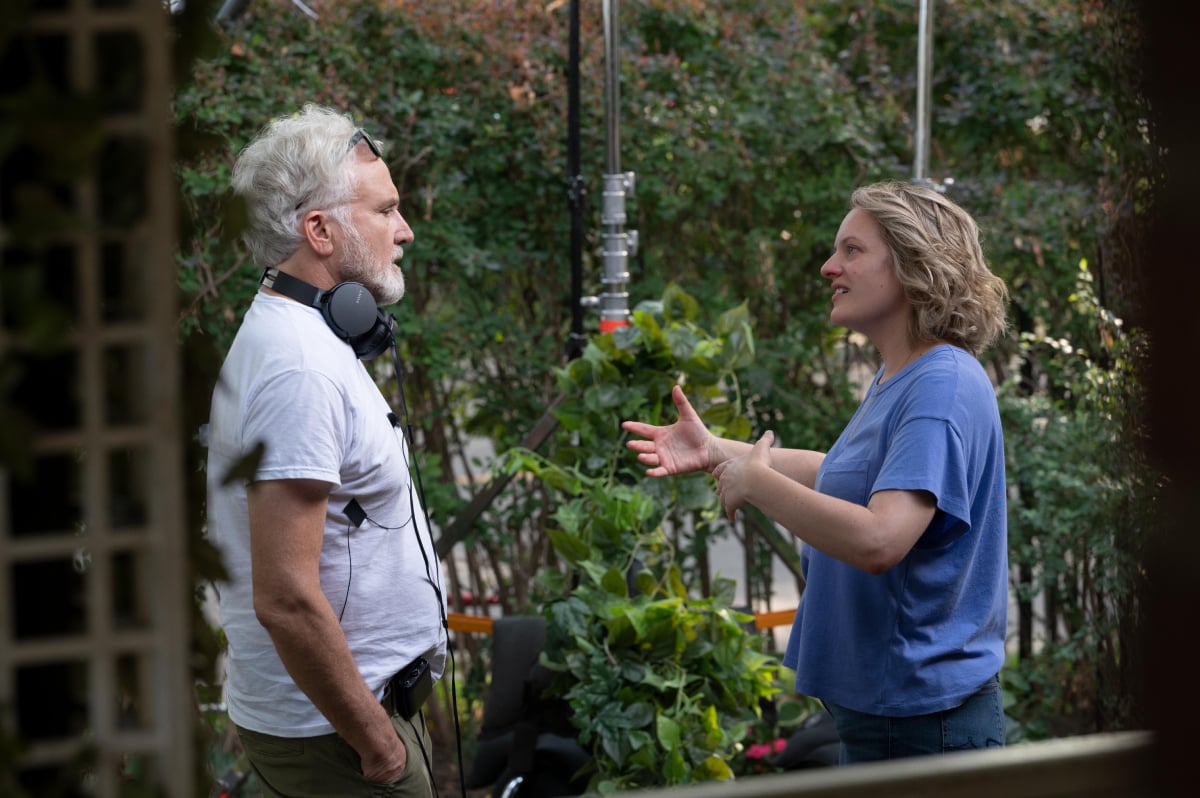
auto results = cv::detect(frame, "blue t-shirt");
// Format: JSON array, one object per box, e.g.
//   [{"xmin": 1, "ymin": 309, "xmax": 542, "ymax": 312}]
[{"xmin": 781, "ymin": 344, "xmax": 1008, "ymax": 716}]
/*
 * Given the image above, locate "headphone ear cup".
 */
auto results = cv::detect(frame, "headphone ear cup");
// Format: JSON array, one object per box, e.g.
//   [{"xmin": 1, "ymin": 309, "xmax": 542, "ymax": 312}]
[
  {"xmin": 321, "ymin": 282, "xmax": 380, "ymax": 342},
  {"xmin": 263, "ymin": 270, "xmax": 394, "ymax": 359},
  {"xmin": 349, "ymin": 310, "xmax": 396, "ymax": 361}
]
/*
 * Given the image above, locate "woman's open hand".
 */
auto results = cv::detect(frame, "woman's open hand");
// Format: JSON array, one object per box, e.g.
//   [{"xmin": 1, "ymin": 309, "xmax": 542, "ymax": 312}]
[{"xmin": 622, "ymin": 385, "xmax": 715, "ymax": 477}]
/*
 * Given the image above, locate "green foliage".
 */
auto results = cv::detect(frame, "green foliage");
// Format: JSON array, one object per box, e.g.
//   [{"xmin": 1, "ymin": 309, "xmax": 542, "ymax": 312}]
[
  {"xmin": 999, "ymin": 261, "xmax": 1154, "ymax": 738},
  {"xmin": 500, "ymin": 286, "xmax": 780, "ymax": 791},
  {"xmin": 173, "ymin": 0, "xmax": 1158, "ymax": 770},
  {"xmin": 804, "ymin": 0, "xmax": 1155, "ymax": 349},
  {"xmin": 622, "ymin": 1, "xmax": 893, "ymax": 333}
]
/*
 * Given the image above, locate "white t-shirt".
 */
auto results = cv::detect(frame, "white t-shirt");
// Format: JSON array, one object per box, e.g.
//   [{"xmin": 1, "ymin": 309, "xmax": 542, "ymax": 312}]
[{"xmin": 206, "ymin": 292, "xmax": 446, "ymax": 737}]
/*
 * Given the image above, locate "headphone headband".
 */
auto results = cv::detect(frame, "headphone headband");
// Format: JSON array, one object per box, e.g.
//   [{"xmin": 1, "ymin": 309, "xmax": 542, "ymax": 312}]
[
  {"xmin": 261, "ymin": 267, "xmax": 322, "ymax": 305},
  {"xmin": 260, "ymin": 268, "xmax": 396, "ymax": 360}
]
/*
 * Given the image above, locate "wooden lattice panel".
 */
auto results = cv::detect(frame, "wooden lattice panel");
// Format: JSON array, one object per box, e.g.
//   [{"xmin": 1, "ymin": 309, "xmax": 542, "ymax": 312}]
[{"xmin": 0, "ymin": 1, "xmax": 191, "ymax": 795}]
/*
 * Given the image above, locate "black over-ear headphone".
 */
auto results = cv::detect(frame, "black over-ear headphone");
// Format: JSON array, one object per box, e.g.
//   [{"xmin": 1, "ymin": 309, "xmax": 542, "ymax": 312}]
[{"xmin": 260, "ymin": 267, "xmax": 396, "ymax": 360}]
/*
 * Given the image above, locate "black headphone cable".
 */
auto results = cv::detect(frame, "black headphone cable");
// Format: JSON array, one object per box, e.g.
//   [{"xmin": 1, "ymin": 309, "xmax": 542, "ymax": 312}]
[{"xmin": 387, "ymin": 340, "xmax": 468, "ymax": 798}]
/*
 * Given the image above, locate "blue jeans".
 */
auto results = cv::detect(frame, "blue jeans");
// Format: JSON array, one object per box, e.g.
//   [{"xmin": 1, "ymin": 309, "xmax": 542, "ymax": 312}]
[{"xmin": 826, "ymin": 674, "xmax": 1005, "ymax": 764}]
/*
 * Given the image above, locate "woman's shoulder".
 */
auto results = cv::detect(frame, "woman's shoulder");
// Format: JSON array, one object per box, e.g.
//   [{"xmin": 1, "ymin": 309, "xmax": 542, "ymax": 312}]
[
  {"xmin": 915, "ymin": 344, "xmax": 990, "ymax": 382},
  {"xmin": 897, "ymin": 346, "xmax": 996, "ymax": 413}
]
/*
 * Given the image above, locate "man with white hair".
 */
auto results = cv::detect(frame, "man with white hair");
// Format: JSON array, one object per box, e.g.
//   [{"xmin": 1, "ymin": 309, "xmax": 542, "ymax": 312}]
[{"xmin": 205, "ymin": 104, "xmax": 446, "ymax": 796}]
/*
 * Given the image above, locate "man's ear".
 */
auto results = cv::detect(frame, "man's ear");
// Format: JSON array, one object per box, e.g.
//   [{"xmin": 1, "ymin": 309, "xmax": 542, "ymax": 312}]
[{"xmin": 301, "ymin": 209, "xmax": 336, "ymax": 257}]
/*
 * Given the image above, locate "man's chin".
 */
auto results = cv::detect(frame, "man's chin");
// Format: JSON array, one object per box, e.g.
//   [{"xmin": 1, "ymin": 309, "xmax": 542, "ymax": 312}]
[{"xmin": 373, "ymin": 278, "xmax": 405, "ymax": 306}]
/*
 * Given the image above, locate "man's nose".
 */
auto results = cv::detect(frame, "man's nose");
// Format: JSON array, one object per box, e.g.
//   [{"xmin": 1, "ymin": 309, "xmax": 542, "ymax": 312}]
[{"xmin": 395, "ymin": 215, "xmax": 415, "ymax": 244}]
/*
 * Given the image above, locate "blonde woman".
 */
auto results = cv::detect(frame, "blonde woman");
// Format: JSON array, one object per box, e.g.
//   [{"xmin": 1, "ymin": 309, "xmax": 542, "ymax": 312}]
[{"xmin": 623, "ymin": 182, "xmax": 1010, "ymax": 763}]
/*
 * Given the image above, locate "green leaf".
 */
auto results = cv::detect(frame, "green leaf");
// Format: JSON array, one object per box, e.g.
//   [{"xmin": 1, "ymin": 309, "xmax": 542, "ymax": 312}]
[
  {"xmin": 676, "ymin": 472, "xmax": 717, "ymax": 511},
  {"xmin": 601, "ymin": 566, "xmax": 629, "ymax": 597},
  {"xmin": 552, "ymin": 499, "xmax": 587, "ymax": 535},
  {"xmin": 597, "ymin": 780, "xmax": 621, "ymax": 796},
  {"xmin": 667, "ymin": 563, "xmax": 688, "ymax": 600},
  {"xmin": 623, "ymin": 701, "xmax": 655, "ymax": 729},
  {"xmin": 548, "ymin": 596, "xmax": 593, "ymax": 641},
  {"xmin": 710, "ymin": 577, "xmax": 737, "ymax": 607},
  {"xmin": 715, "ymin": 301, "xmax": 750, "ymax": 337},
  {"xmin": 634, "ymin": 570, "xmax": 659, "ymax": 597},
  {"xmin": 584, "ymin": 382, "xmax": 625, "ymax": 412},
  {"xmin": 633, "ymin": 310, "xmax": 670, "ymax": 357},
  {"xmin": 682, "ymin": 355, "xmax": 721, "ymax": 385},
  {"xmin": 546, "ymin": 528, "xmax": 591, "ymax": 565},
  {"xmin": 656, "ymin": 714, "xmax": 683, "ymax": 751},
  {"xmin": 702, "ymin": 704, "xmax": 722, "ymax": 748},
  {"xmin": 600, "ymin": 729, "xmax": 628, "ymax": 767},
  {"xmin": 725, "ymin": 324, "xmax": 756, "ymax": 369},
  {"xmin": 777, "ymin": 702, "xmax": 809, "ymax": 725},
  {"xmin": 620, "ymin": 660, "xmax": 646, "ymax": 684},
  {"xmin": 627, "ymin": 728, "xmax": 654, "ymax": 753},
  {"xmin": 637, "ymin": 667, "xmax": 669, "ymax": 690},
  {"xmin": 579, "ymin": 560, "xmax": 610, "ymax": 590},
  {"xmin": 662, "ymin": 283, "xmax": 700, "ymax": 323},
  {"xmin": 221, "ymin": 440, "xmax": 265, "ymax": 485},
  {"xmin": 617, "ymin": 604, "xmax": 648, "ymax": 638},
  {"xmin": 663, "ymin": 749, "xmax": 688, "ymax": 784},
  {"xmin": 667, "ymin": 326, "xmax": 702, "ymax": 365},
  {"xmin": 694, "ymin": 755, "xmax": 734, "ymax": 782},
  {"xmin": 603, "ymin": 612, "xmax": 637, "ymax": 648}
]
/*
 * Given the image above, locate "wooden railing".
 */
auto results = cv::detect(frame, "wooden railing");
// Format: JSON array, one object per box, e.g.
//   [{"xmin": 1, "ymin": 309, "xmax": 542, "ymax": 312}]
[{"xmin": 617, "ymin": 730, "xmax": 1155, "ymax": 798}]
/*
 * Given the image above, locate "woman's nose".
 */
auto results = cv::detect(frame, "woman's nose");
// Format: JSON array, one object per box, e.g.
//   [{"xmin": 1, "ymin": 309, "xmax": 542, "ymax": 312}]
[{"xmin": 819, "ymin": 254, "xmax": 839, "ymax": 279}]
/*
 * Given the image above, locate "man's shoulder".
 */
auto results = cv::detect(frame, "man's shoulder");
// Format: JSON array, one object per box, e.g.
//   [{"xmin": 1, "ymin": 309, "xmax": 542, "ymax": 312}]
[{"xmin": 226, "ymin": 295, "xmax": 360, "ymax": 380}]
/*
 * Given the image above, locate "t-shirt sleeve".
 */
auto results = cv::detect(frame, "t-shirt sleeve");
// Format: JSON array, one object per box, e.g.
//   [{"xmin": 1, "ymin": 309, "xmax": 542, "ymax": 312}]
[
  {"xmin": 242, "ymin": 369, "xmax": 347, "ymax": 486},
  {"xmin": 872, "ymin": 415, "xmax": 972, "ymax": 548}
]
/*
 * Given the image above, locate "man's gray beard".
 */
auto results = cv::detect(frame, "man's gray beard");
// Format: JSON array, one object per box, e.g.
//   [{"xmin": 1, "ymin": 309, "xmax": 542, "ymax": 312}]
[{"xmin": 340, "ymin": 224, "xmax": 405, "ymax": 305}]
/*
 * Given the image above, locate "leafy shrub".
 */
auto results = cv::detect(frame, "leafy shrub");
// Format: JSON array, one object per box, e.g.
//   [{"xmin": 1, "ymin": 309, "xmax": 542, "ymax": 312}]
[
  {"xmin": 501, "ymin": 285, "xmax": 781, "ymax": 791},
  {"xmin": 999, "ymin": 261, "xmax": 1154, "ymax": 738}
]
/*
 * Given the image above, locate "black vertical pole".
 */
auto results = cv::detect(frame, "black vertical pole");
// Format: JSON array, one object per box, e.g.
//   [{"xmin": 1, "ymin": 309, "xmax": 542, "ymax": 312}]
[{"xmin": 565, "ymin": 0, "xmax": 586, "ymax": 361}]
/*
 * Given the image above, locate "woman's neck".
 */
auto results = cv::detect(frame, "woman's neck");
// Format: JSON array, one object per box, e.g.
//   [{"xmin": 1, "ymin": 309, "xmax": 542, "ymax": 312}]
[{"xmin": 878, "ymin": 339, "xmax": 939, "ymax": 384}]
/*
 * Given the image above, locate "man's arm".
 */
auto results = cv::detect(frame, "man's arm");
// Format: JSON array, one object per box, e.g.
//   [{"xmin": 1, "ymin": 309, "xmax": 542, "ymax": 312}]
[{"xmin": 247, "ymin": 478, "xmax": 406, "ymax": 782}]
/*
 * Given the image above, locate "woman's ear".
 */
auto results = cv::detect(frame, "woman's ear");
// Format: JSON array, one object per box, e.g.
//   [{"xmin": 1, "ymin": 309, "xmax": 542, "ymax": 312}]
[{"xmin": 301, "ymin": 209, "xmax": 335, "ymax": 257}]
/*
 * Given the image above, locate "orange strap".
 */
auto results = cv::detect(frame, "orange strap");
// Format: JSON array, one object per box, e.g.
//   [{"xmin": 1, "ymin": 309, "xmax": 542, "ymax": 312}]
[
  {"xmin": 447, "ymin": 612, "xmax": 494, "ymax": 635},
  {"xmin": 447, "ymin": 608, "xmax": 795, "ymax": 636},
  {"xmin": 753, "ymin": 608, "xmax": 796, "ymax": 630}
]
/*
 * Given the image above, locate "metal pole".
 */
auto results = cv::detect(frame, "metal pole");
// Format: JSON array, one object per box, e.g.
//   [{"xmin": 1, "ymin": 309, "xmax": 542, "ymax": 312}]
[
  {"xmin": 913, "ymin": 0, "xmax": 934, "ymax": 185},
  {"xmin": 565, "ymin": 0, "xmax": 586, "ymax": 360},
  {"xmin": 594, "ymin": 0, "xmax": 633, "ymax": 333},
  {"xmin": 604, "ymin": 0, "xmax": 620, "ymax": 175}
]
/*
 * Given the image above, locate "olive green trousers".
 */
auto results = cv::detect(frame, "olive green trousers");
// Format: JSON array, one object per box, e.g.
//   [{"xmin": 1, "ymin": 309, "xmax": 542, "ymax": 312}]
[{"xmin": 235, "ymin": 712, "xmax": 434, "ymax": 798}]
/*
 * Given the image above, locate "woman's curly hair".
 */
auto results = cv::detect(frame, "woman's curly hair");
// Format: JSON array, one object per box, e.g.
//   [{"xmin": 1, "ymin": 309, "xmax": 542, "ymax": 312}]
[{"xmin": 851, "ymin": 182, "xmax": 1009, "ymax": 356}]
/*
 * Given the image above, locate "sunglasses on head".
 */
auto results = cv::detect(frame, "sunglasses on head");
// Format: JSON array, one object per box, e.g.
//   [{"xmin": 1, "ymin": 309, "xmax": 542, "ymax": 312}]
[
  {"xmin": 294, "ymin": 128, "xmax": 382, "ymax": 211},
  {"xmin": 348, "ymin": 128, "xmax": 382, "ymax": 159}
]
